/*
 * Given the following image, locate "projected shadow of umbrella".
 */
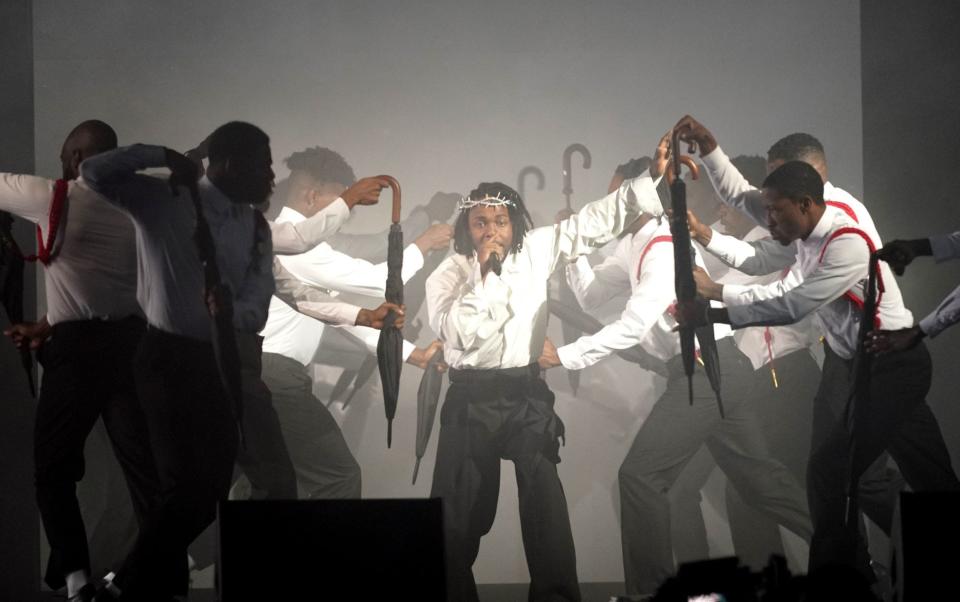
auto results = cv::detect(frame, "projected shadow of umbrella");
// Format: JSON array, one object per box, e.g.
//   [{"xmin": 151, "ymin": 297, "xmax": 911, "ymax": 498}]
[
  {"xmin": 376, "ymin": 175, "xmax": 404, "ymax": 447},
  {"xmin": 412, "ymin": 349, "xmax": 445, "ymax": 484},
  {"xmin": 667, "ymin": 135, "xmax": 724, "ymax": 417},
  {"xmin": 557, "ymin": 143, "xmax": 591, "ymax": 395}
]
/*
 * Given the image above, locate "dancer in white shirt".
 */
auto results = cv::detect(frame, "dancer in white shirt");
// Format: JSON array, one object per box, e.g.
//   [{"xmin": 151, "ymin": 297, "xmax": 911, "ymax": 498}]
[
  {"xmin": 425, "ymin": 135, "xmax": 668, "ymax": 602},
  {"xmin": 682, "ymin": 160, "xmax": 960, "ymax": 579}
]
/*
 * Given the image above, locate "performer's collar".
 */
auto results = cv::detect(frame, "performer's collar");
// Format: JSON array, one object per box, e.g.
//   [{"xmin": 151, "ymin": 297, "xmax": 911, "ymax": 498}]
[{"xmin": 199, "ymin": 176, "xmax": 239, "ymax": 217}]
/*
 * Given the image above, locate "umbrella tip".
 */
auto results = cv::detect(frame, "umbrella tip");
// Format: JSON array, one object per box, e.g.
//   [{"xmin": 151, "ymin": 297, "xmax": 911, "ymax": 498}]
[
  {"xmin": 387, "ymin": 421, "xmax": 393, "ymax": 448},
  {"xmin": 412, "ymin": 458, "xmax": 421, "ymax": 485}
]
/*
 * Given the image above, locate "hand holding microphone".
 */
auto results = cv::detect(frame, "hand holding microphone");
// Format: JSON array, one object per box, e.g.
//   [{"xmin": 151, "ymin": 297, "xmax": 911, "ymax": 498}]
[{"xmin": 479, "ymin": 240, "xmax": 506, "ymax": 278}]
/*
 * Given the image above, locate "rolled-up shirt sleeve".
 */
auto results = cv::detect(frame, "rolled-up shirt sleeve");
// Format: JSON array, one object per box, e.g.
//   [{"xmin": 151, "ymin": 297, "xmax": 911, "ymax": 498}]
[{"xmin": 918, "ymin": 283, "xmax": 960, "ymax": 338}]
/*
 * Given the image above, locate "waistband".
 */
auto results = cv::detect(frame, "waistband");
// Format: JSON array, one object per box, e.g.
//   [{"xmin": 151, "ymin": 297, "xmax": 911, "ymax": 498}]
[{"xmin": 448, "ymin": 363, "xmax": 540, "ymax": 384}]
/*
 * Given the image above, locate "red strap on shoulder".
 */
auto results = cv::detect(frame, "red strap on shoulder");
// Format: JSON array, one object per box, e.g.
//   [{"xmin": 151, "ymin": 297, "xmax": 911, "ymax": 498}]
[
  {"xmin": 23, "ymin": 179, "xmax": 68, "ymax": 265},
  {"xmin": 636, "ymin": 235, "xmax": 673, "ymax": 279},
  {"xmin": 818, "ymin": 226, "xmax": 884, "ymax": 327},
  {"xmin": 825, "ymin": 200, "xmax": 859, "ymax": 223}
]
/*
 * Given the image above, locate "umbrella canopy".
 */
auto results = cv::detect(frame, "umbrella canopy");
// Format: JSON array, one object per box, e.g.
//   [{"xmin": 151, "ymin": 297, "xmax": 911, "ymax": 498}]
[
  {"xmin": 844, "ymin": 251, "xmax": 883, "ymax": 527},
  {"xmin": 557, "ymin": 143, "xmax": 592, "ymax": 395},
  {"xmin": 412, "ymin": 349, "xmax": 445, "ymax": 484},
  {"xmin": 376, "ymin": 175, "xmax": 404, "ymax": 447},
  {"xmin": 666, "ymin": 136, "xmax": 724, "ymax": 417},
  {"xmin": 0, "ymin": 211, "xmax": 33, "ymax": 396},
  {"xmin": 189, "ymin": 186, "xmax": 243, "ymax": 436}
]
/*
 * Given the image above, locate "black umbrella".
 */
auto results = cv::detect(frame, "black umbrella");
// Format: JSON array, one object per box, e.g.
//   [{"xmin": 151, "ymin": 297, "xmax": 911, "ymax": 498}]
[
  {"xmin": 517, "ymin": 165, "xmax": 545, "ymax": 202},
  {"xmin": 667, "ymin": 134, "xmax": 724, "ymax": 417},
  {"xmin": 376, "ymin": 175, "xmax": 404, "ymax": 448},
  {"xmin": 557, "ymin": 143, "xmax": 592, "ymax": 395},
  {"xmin": 0, "ymin": 211, "xmax": 33, "ymax": 396},
  {"xmin": 188, "ymin": 186, "xmax": 244, "ymax": 440},
  {"xmin": 844, "ymin": 251, "xmax": 883, "ymax": 527},
  {"xmin": 412, "ymin": 349, "xmax": 445, "ymax": 484}
]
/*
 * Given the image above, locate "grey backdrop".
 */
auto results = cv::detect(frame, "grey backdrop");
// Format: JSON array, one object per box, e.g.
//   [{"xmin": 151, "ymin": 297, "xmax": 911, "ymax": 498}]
[{"xmin": 31, "ymin": 0, "xmax": 867, "ymax": 584}]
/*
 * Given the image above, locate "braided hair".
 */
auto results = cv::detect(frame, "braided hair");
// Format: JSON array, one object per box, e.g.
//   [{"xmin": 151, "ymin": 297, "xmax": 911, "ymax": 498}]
[{"xmin": 453, "ymin": 182, "xmax": 534, "ymax": 257}]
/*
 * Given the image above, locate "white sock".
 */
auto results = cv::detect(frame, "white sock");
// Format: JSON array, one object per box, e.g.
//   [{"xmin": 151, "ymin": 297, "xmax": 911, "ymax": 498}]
[{"xmin": 66, "ymin": 570, "xmax": 89, "ymax": 598}]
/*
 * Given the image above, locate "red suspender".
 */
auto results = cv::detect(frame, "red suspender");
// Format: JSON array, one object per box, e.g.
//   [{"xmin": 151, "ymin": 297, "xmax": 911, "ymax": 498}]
[
  {"xmin": 818, "ymin": 226, "xmax": 885, "ymax": 328},
  {"xmin": 825, "ymin": 200, "xmax": 859, "ymax": 223},
  {"xmin": 636, "ymin": 235, "xmax": 673, "ymax": 279},
  {"xmin": 23, "ymin": 179, "xmax": 68, "ymax": 265}
]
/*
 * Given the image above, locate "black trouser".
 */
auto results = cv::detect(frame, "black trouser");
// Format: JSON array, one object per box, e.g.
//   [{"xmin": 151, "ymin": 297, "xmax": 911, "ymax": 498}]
[
  {"xmin": 234, "ymin": 335, "xmax": 297, "ymax": 499},
  {"xmin": 114, "ymin": 328, "xmax": 238, "ymax": 599},
  {"xmin": 262, "ymin": 352, "xmax": 361, "ymax": 499},
  {"xmin": 807, "ymin": 341, "xmax": 960, "ymax": 576},
  {"xmin": 724, "ymin": 348, "xmax": 820, "ymax": 568},
  {"xmin": 34, "ymin": 317, "xmax": 158, "ymax": 590},
  {"xmin": 430, "ymin": 364, "xmax": 580, "ymax": 602},
  {"xmin": 619, "ymin": 339, "xmax": 811, "ymax": 595}
]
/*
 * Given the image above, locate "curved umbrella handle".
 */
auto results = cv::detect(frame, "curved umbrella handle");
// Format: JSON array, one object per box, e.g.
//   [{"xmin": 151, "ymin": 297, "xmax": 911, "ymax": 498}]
[
  {"xmin": 517, "ymin": 165, "xmax": 545, "ymax": 201},
  {"xmin": 665, "ymin": 154, "xmax": 700, "ymax": 186},
  {"xmin": 377, "ymin": 174, "xmax": 402, "ymax": 224},
  {"xmin": 562, "ymin": 143, "xmax": 592, "ymax": 201}
]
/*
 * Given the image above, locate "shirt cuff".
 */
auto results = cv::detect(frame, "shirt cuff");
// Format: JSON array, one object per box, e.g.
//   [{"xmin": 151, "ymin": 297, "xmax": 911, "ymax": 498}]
[
  {"xmin": 402, "ymin": 243, "xmax": 426, "ymax": 279},
  {"xmin": 930, "ymin": 234, "xmax": 956, "ymax": 263},
  {"xmin": 401, "ymin": 340, "xmax": 415, "ymax": 362},
  {"xmin": 721, "ymin": 283, "xmax": 749, "ymax": 307},
  {"xmin": 557, "ymin": 342, "xmax": 586, "ymax": 371},
  {"xmin": 918, "ymin": 312, "xmax": 944, "ymax": 338}
]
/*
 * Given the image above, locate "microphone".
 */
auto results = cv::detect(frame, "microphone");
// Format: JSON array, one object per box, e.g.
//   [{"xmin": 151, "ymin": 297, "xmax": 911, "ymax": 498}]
[{"xmin": 486, "ymin": 251, "xmax": 502, "ymax": 276}]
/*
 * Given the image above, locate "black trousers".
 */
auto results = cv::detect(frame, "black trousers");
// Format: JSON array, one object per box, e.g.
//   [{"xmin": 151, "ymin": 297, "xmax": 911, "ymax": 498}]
[
  {"xmin": 262, "ymin": 352, "xmax": 361, "ymax": 499},
  {"xmin": 115, "ymin": 328, "xmax": 238, "ymax": 599},
  {"xmin": 807, "ymin": 341, "xmax": 960, "ymax": 576},
  {"xmin": 430, "ymin": 364, "xmax": 580, "ymax": 602},
  {"xmin": 34, "ymin": 317, "xmax": 158, "ymax": 589},
  {"xmin": 234, "ymin": 335, "xmax": 297, "ymax": 499},
  {"xmin": 619, "ymin": 339, "xmax": 811, "ymax": 595}
]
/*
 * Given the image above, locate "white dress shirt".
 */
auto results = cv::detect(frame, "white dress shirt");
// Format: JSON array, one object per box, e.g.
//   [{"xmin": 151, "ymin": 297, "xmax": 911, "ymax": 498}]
[
  {"xmin": 261, "ymin": 206, "xmax": 422, "ymax": 366},
  {"xmin": 0, "ymin": 173, "xmax": 141, "ymax": 325},
  {"xmin": 917, "ymin": 230, "xmax": 960, "ymax": 337},
  {"xmin": 556, "ymin": 218, "xmax": 731, "ymax": 370},
  {"xmin": 270, "ymin": 198, "xmax": 350, "ymax": 254},
  {"xmin": 80, "ymin": 144, "xmax": 274, "ymax": 340},
  {"xmin": 719, "ymin": 226, "xmax": 821, "ymax": 371},
  {"xmin": 272, "ymin": 258, "xmax": 362, "ymax": 326},
  {"xmin": 427, "ymin": 170, "xmax": 661, "ymax": 370},
  {"xmin": 710, "ymin": 207, "xmax": 913, "ymax": 359}
]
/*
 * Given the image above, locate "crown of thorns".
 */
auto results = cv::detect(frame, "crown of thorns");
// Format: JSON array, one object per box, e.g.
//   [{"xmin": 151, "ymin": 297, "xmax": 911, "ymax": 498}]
[{"xmin": 458, "ymin": 192, "xmax": 516, "ymax": 211}]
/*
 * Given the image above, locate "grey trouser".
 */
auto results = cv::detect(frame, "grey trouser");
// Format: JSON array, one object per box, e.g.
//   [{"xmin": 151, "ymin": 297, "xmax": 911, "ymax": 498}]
[
  {"xmin": 619, "ymin": 338, "xmax": 811, "ymax": 595},
  {"xmin": 262, "ymin": 352, "xmax": 361, "ymax": 499}
]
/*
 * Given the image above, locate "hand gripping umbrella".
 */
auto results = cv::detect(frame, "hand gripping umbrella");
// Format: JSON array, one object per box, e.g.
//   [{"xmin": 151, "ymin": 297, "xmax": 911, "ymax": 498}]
[
  {"xmin": 0, "ymin": 211, "xmax": 33, "ymax": 396},
  {"xmin": 557, "ymin": 143, "xmax": 592, "ymax": 395},
  {"xmin": 517, "ymin": 165, "xmax": 545, "ymax": 203},
  {"xmin": 844, "ymin": 250, "xmax": 884, "ymax": 528},
  {"xmin": 412, "ymin": 349, "xmax": 445, "ymax": 484},
  {"xmin": 376, "ymin": 175, "xmax": 404, "ymax": 448},
  {"xmin": 667, "ymin": 134, "xmax": 724, "ymax": 417},
  {"xmin": 189, "ymin": 186, "xmax": 244, "ymax": 442}
]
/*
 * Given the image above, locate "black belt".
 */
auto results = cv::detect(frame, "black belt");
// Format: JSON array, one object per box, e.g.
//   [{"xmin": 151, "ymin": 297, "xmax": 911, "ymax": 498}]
[{"xmin": 448, "ymin": 363, "xmax": 540, "ymax": 384}]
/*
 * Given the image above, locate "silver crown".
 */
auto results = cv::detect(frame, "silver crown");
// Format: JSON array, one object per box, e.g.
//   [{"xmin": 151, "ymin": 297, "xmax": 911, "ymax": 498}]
[{"xmin": 458, "ymin": 192, "xmax": 516, "ymax": 211}]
